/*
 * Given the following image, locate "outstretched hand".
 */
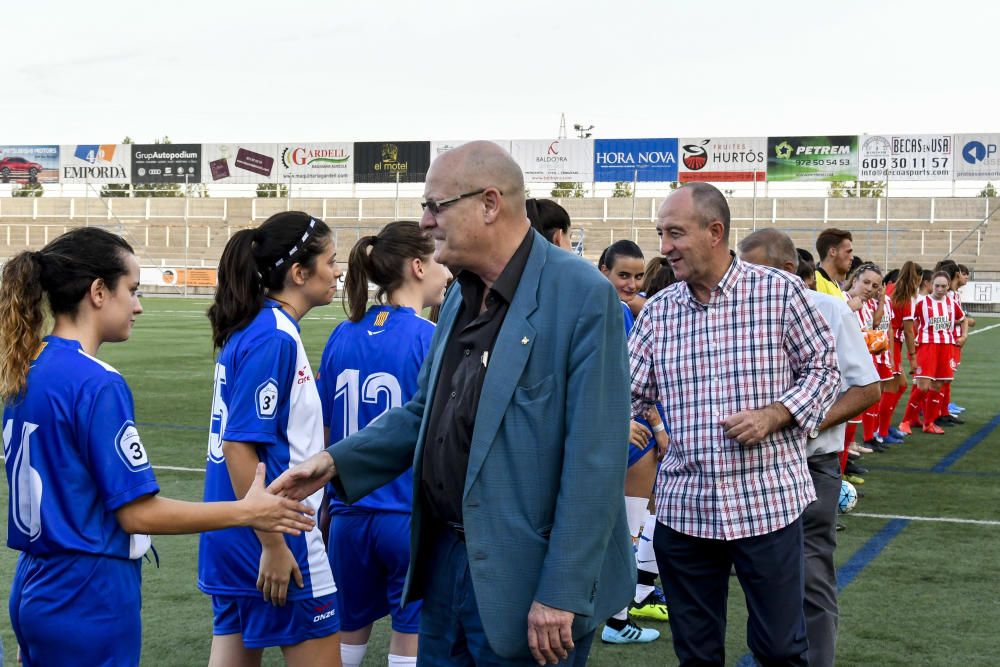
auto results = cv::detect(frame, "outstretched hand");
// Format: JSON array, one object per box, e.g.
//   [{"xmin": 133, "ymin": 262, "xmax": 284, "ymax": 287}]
[
  {"xmin": 243, "ymin": 463, "xmax": 316, "ymax": 535},
  {"xmin": 267, "ymin": 451, "xmax": 337, "ymax": 500}
]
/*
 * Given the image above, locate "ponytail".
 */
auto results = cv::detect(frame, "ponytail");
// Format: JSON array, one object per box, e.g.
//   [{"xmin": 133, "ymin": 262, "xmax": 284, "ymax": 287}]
[
  {"xmin": 342, "ymin": 221, "xmax": 435, "ymax": 323},
  {"xmin": 0, "ymin": 253, "xmax": 45, "ymax": 402},
  {"xmin": 891, "ymin": 260, "xmax": 922, "ymax": 310},
  {"xmin": 209, "ymin": 211, "xmax": 332, "ymax": 348},
  {"xmin": 1, "ymin": 226, "xmax": 133, "ymax": 402}
]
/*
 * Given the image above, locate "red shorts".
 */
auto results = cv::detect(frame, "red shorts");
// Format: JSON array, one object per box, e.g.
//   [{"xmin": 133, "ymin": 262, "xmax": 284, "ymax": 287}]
[
  {"xmin": 873, "ymin": 359, "xmax": 894, "ymax": 381},
  {"xmin": 892, "ymin": 340, "xmax": 903, "ymax": 375},
  {"xmin": 914, "ymin": 343, "xmax": 956, "ymax": 381}
]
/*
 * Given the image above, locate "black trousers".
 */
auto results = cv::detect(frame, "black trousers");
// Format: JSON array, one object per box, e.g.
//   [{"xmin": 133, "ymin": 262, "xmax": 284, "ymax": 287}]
[{"xmin": 654, "ymin": 517, "xmax": 808, "ymax": 667}]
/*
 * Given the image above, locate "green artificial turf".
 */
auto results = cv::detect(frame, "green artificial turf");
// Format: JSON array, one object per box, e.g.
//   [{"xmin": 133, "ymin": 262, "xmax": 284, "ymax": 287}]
[{"xmin": 0, "ymin": 299, "xmax": 997, "ymax": 665}]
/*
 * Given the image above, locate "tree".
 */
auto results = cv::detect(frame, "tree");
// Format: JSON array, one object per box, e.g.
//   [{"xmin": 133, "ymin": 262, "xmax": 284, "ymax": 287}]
[
  {"xmin": 828, "ymin": 180, "xmax": 886, "ymax": 198},
  {"xmin": 12, "ymin": 182, "xmax": 43, "ymax": 197},
  {"xmin": 978, "ymin": 182, "xmax": 997, "ymax": 198},
  {"xmin": 257, "ymin": 183, "xmax": 289, "ymax": 198},
  {"xmin": 551, "ymin": 182, "xmax": 584, "ymax": 198},
  {"xmin": 611, "ymin": 181, "xmax": 633, "ymax": 198},
  {"xmin": 101, "ymin": 136, "xmax": 184, "ymax": 198}
]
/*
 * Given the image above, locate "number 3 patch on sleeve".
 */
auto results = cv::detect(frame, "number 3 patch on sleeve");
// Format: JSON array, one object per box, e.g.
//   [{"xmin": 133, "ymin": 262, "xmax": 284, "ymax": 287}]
[
  {"xmin": 256, "ymin": 379, "xmax": 279, "ymax": 420},
  {"xmin": 115, "ymin": 421, "xmax": 150, "ymax": 471}
]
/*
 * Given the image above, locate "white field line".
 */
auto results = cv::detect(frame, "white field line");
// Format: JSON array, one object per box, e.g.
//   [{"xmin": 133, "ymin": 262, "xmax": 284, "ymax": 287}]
[
  {"xmin": 0, "ymin": 456, "xmax": 205, "ymax": 474},
  {"xmin": 968, "ymin": 322, "xmax": 1000, "ymax": 337},
  {"xmin": 852, "ymin": 512, "xmax": 1000, "ymax": 526}
]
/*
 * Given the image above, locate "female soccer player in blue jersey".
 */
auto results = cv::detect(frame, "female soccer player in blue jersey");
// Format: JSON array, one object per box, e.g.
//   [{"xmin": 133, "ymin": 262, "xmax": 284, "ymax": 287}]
[
  {"xmin": 201, "ymin": 211, "xmax": 343, "ymax": 666},
  {"xmin": 0, "ymin": 227, "xmax": 315, "ymax": 667},
  {"xmin": 318, "ymin": 221, "xmax": 450, "ymax": 667}
]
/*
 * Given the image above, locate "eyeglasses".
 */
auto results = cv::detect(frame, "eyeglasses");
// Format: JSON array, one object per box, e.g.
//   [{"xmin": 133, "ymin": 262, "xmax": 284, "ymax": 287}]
[{"xmin": 420, "ymin": 188, "xmax": 500, "ymax": 217}]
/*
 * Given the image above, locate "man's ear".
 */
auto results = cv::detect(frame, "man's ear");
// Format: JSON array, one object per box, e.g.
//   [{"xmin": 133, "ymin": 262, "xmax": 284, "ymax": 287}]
[{"xmin": 482, "ymin": 187, "xmax": 503, "ymax": 224}]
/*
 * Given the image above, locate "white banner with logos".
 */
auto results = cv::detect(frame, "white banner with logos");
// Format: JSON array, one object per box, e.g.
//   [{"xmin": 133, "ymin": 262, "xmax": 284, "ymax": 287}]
[
  {"xmin": 954, "ymin": 134, "xmax": 1000, "ymax": 180},
  {"xmin": 431, "ymin": 140, "xmax": 512, "ymax": 162},
  {"xmin": 511, "ymin": 139, "xmax": 594, "ymax": 183},
  {"xmin": 678, "ymin": 137, "xmax": 766, "ymax": 182},
  {"xmin": 859, "ymin": 134, "xmax": 953, "ymax": 180},
  {"xmin": 59, "ymin": 144, "xmax": 131, "ymax": 184},
  {"xmin": 960, "ymin": 282, "xmax": 1000, "ymax": 304},
  {"xmin": 275, "ymin": 143, "xmax": 353, "ymax": 183},
  {"xmin": 202, "ymin": 144, "xmax": 278, "ymax": 184}
]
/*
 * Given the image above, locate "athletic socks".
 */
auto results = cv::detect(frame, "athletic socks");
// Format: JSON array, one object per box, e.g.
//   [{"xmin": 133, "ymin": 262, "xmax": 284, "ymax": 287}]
[
  {"xmin": 636, "ymin": 514, "xmax": 659, "ymax": 575},
  {"xmin": 862, "ymin": 406, "xmax": 879, "ymax": 443},
  {"xmin": 388, "ymin": 655, "xmax": 417, "ymax": 667},
  {"xmin": 902, "ymin": 386, "xmax": 925, "ymax": 425},
  {"xmin": 341, "ymin": 643, "xmax": 368, "ymax": 667},
  {"xmin": 625, "ymin": 497, "xmax": 647, "ymax": 541},
  {"xmin": 878, "ymin": 386, "xmax": 905, "ymax": 436},
  {"xmin": 924, "ymin": 390, "xmax": 944, "ymax": 426},
  {"xmin": 634, "ymin": 569, "xmax": 657, "ymax": 605}
]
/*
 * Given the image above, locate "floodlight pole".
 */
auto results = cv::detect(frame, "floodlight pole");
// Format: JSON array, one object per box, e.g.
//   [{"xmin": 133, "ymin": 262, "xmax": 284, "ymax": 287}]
[
  {"xmin": 629, "ymin": 168, "xmax": 638, "ymax": 240},
  {"xmin": 184, "ymin": 175, "xmax": 189, "ymax": 298}
]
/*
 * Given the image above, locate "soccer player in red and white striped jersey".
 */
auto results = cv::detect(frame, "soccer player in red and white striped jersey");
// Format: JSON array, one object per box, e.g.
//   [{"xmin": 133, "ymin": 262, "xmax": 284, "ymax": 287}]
[
  {"xmin": 884, "ymin": 261, "xmax": 921, "ymax": 441},
  {"xmin": 903, "ymin": 271, "xmax": 967, "ymax": 433},
  {"xmin": 846, "ymin": 263, "xmax": 893, "ymax": 449}
]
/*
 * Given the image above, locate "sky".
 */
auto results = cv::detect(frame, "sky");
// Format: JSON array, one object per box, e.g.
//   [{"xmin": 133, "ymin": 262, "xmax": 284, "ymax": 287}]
[{"xmin": 4, "ymin": 0, "xmax": 999, "ymax": 144}]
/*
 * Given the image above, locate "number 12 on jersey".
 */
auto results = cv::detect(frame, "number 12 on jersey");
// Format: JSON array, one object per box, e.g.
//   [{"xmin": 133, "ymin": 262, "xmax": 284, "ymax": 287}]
[{"xmin": 333, "ymin": 370, "xmax": 402, "ymax": 439}]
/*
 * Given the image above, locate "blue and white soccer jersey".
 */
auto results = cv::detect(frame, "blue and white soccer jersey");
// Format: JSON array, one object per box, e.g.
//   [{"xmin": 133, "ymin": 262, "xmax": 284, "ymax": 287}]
[
  {"xmin": 621, "ymin": 301, "xmax": 663, "ymax": 468},
  {"xmin": 317, "ymin": 305, "xmax": 432, "ymax": 632},
  {"xmin": 4, "ymin": 336, "xmax": 160, "ymax": 667},
  {"xmin": 199, "ymin": 301, "xmax": 336, "ymax": 644}
]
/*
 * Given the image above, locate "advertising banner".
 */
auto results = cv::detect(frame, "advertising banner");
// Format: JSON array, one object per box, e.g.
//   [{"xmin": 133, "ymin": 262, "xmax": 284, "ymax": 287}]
[
  {"xmin": 353, "ymin": 141, "xmax": 430, "ymax": 183},
  {"xmin": 431, "ymin": 140, "xmax": 512, "ymax": 161},
  {"xmin": 592, "ymin": 139, "xmax": 678, "ymax": 182},
  {"xmin": 960, "ymin": 282, "xmax": 1000, "ymax": 304},
  {"xmin": 954, "ymin": 134, "xmax": 1000, "ymax": 180},
  {"xmin": 202, "ymin": 144, "xmax": 277, "ymax": 184},
  {"xmin": 275, "ymin": 143, "xmax": 353, "ymax": 183},
  {"xmin": 766, "ymin": 136, "xmax": 858, "ymax": 182},
  {"xmin": 511, "ymin": 139, "xmax": 594, "ymax": 183},
  {"xmin": 59, "ymin": 144, "xmax": 131, "ymax": 184},
  {"xmin": 140, "ymin": 267, "xmax": 217, "ymax": 288},
  {"xmin": 678, "ymin": 137, "xmax": 766, "ymax": 182},
  {"xmin": 858, "ymin": 135, "xmax": 952, "ymax": 180},
  {"xmin": 131, "ymin": 144, "xmax": 201, "ymax": 183},
  {"xmin": 0, "ymin": 145, "xmax": 60, "ymax": 184}
]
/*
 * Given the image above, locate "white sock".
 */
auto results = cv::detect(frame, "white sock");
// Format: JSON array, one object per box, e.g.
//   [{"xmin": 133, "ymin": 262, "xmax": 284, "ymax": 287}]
[
  {"xmin": 612, "ymin": 608, "xmax": 629, "ymax": 621},
  {"xmin": 636, "ymin": 514, "xmax": 659, "ymax": 574},
  {"xmin": 625, "ymin": 497, "xmax": 647, "ymax": 538},
  {"xmin": 388, "ymin": 655, "xmax": 417, "ymax": 667},
  {"xmin": 341, "ymin": 643, "xmax": 367, "ymax": 667},
  {"xmin": 634, "ymin": 583, "xmax": 655, "ymax": 605}
]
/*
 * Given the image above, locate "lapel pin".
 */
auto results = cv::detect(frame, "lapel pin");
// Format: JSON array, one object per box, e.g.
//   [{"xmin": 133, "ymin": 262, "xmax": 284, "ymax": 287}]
[{"xmin": 521, "ymin": 337, "xmax": 529, "ymax": 345}]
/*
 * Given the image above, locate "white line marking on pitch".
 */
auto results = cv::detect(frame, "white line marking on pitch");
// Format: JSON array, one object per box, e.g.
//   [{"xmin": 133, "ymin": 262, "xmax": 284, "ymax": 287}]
[
  {"xmin": 852, "ymin": 512, "xmax": 1000, "ymax": 526},
  {"xmin": 968, "ymin": 322, "xmax": 1000, "ymax": 337}
]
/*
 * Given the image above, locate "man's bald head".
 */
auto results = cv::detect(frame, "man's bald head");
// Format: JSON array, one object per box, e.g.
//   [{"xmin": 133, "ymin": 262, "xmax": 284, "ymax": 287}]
[
  {"xmin": 737, "ymin": 228, "xmax": 799, "ymax": 273},
  {"xmin": 430, "ymin": 141, "xmax": 526, "ymax": 213}
]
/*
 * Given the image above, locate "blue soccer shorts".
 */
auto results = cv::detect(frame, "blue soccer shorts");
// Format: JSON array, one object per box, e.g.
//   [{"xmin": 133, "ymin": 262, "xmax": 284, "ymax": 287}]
[
  {"xmin": 328, "ymin": 511, "xmax": 422, "ymax": 633},
  {"xmin": 212, "ymin": 591, "xmax": 340, "ymax": 649}
]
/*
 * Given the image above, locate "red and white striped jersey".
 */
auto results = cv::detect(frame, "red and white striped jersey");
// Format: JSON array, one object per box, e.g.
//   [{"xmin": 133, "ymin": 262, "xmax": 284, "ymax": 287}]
[
  {"xmin": 857, "ymin": 298, "xmax": 894, "ymax": 365},
  {"xmin": 950, "ymin": 289, "xmax": 964, "ymax": 338},
  {"xmin": 913, "ymin": 294, "xmax": 965, "ymax": 345},
  {"xmin": 889, "ymin": 297, "xmax": 913, "ymax": 343}
]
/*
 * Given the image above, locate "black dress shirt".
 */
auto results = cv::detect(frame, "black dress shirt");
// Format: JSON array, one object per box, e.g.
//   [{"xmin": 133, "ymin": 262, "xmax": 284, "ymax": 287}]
[{"xmin": 420, "ymin": 230, "xmax": 534, "ymax": 527}]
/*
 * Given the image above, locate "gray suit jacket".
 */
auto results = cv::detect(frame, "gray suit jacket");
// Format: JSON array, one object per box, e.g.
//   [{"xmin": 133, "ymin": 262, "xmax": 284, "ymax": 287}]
[{"xmin": 329, "ymin": 230, "xmax": 636, "ymax": 658}]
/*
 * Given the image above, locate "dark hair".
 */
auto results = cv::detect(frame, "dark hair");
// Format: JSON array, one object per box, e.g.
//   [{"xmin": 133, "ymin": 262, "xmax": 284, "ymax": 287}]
[
  {"xmin": 921, "ymin": 269, "xmax": 933, "ymax": 285},
  {"xmin": 816, "ymin": 228, "xmax": 853, "ymax": 259},
  {"xmin": 891, "ymin": 260, "xmax": 923, "ymax": 310},
  {"xmin": 796, "ymin": 253, "xmax": 816, "ymax": 284},
  {"xmin": 641, "ymin": 257, "xmax": 676, "ymax": 298},
  {"xmin": 209, "ymin": 211, "xmax": 331, "ymax": 348},
  {"xmin": 934, "ymin": 260, "xmax": 958, "ymax": 280},
  {"xmin": 526, "ymin": 199, "xmax": 571, "ymax": 244},
  {"xmin": 883, "ymin": 269, "xmax": 899, "ymax": 285},
  {"xmin": 845, "ymin": 261, "xmax": 882, "ymax": 291},
  {"xmin": 931, "ymin": 270, "xmax": 952, "ymax": 284},
  {"xmin": 0, "ymin": 227, "xmax": 134, "ymax": 401},
  {"xmin": 344, "ymin": 221, "xmax": 435, "ymax": 322},
  {"xmin": 957, "ymin": 264, "xmax": 970, "ymax": 275},
  {"xmin": 598, "ymin": 240, "xmax": 644, "ymax": 271},
  {"xmin": 681, "ymin": 182, "xmax": 731, "ymax": 239}
]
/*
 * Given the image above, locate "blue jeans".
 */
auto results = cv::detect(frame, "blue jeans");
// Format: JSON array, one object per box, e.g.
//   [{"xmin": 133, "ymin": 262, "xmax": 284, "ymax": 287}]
[{"xmin": 417, "ymin": 528, "xmax": 595, "ymax": 666}]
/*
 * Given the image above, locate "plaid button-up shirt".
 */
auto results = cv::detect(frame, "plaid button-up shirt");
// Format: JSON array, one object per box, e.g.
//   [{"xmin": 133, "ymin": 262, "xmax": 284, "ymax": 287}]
[{"xmin": 628, "ymin": 255, "xmax": 841, "ymax": 540}]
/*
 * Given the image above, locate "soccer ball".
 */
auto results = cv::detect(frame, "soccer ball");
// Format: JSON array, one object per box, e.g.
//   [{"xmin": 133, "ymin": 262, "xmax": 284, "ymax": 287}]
[{"xmin": 839, "ymin": 480, "xmax": 858, "ymax": 514}]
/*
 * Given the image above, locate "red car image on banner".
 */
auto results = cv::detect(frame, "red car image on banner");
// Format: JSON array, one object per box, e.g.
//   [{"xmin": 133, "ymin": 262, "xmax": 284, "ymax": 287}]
[{"xmin": 0, "ymin": 146, "xmax": 60, "ymax": 184}]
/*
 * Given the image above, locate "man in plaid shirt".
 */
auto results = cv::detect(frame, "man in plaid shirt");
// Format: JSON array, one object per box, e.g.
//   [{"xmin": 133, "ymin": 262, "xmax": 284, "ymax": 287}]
[{"xmin": 628, "ymin": 183, "xmax": 841, "ymax": 666}]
